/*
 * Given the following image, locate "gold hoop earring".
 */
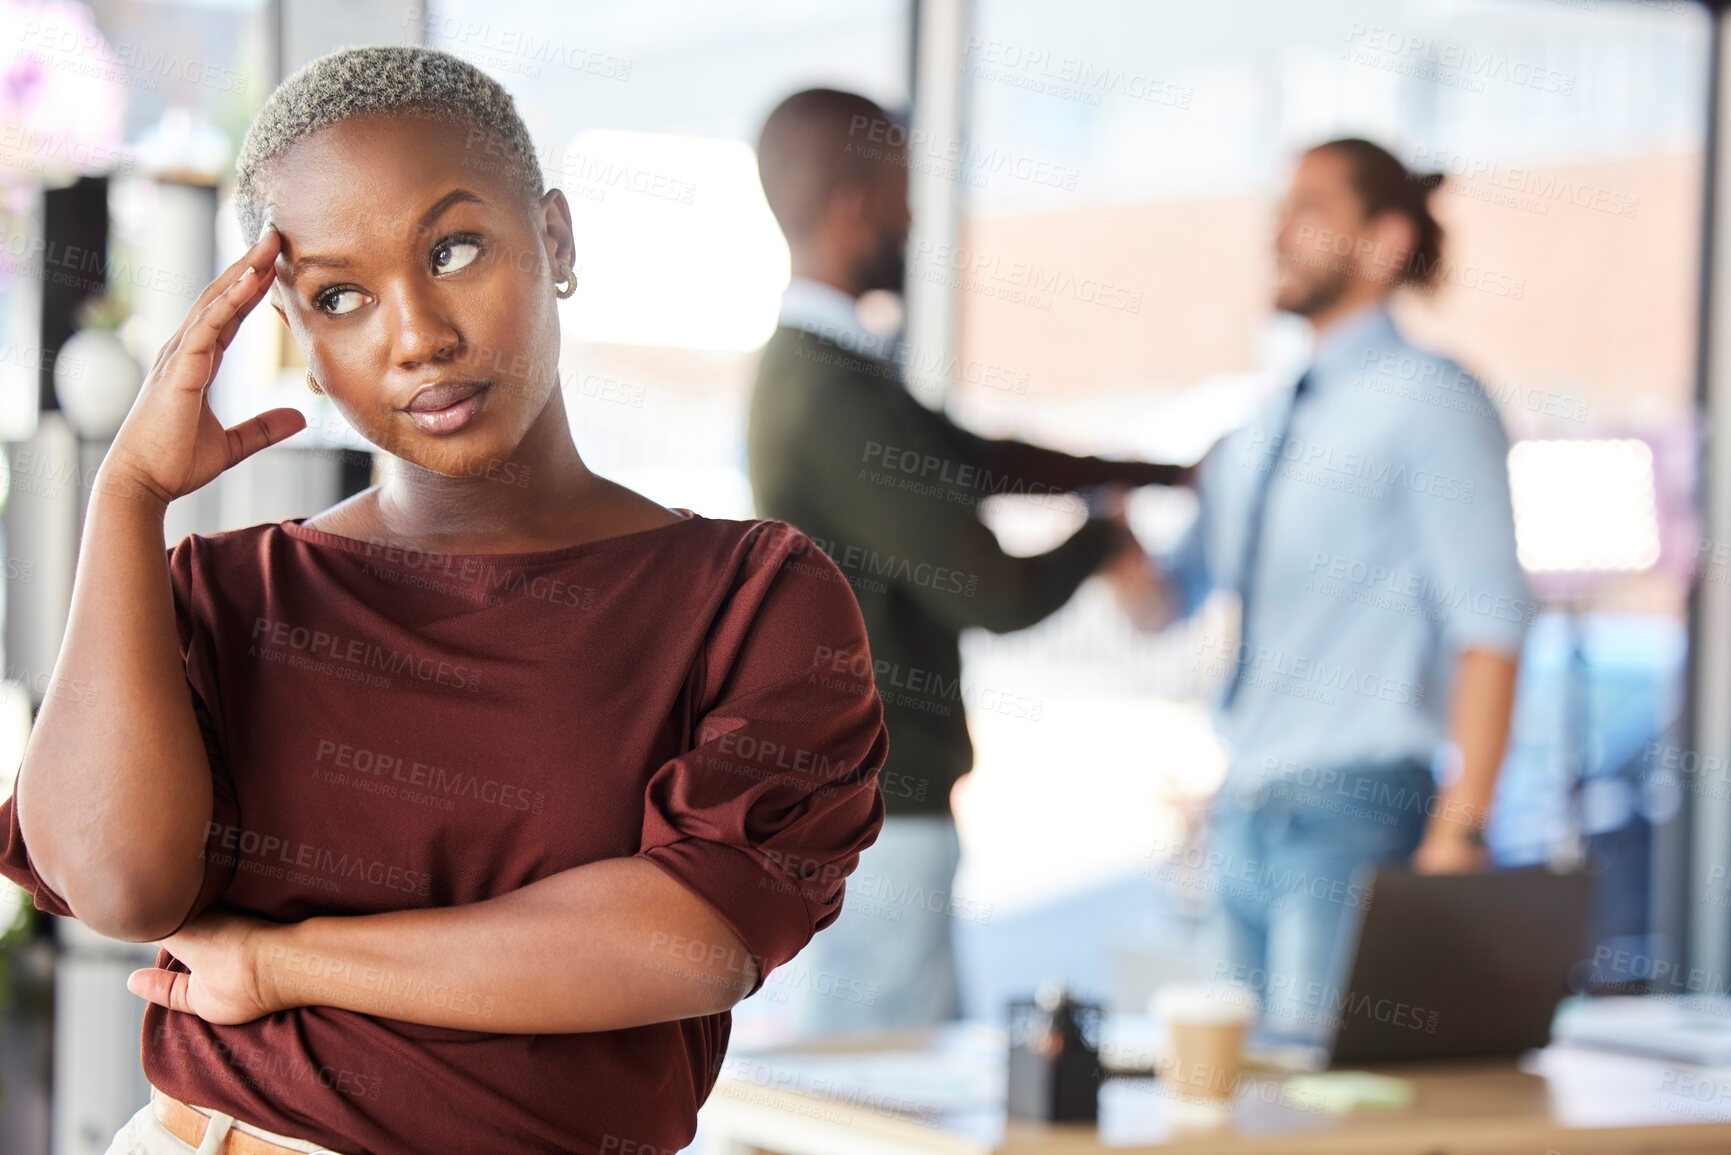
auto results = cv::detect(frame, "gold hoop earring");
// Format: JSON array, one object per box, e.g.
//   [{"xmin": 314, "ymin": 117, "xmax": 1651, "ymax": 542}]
[
  {"xmin": 554, "ymin": 264, "xmax": 578, "ymax": 299},
  {"xmin": 305, "ymin": 369, "xmax": 323, "ymax": 395}
]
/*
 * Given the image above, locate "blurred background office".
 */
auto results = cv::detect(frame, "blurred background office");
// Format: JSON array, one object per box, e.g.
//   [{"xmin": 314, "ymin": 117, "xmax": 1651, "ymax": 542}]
[{"xmin": 0, "ymin": 0, "xmax": 1717, "ymax": 1152}]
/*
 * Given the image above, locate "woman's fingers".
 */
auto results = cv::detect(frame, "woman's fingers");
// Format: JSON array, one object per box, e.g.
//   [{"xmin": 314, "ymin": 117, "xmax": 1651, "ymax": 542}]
[
  {"xmin": 100, "ymin": 228, "xmax": 293, "ymax": 505},
  {"xmin": 205, "ymin": 227, "xmax": 281, "ymax": 311},
  {"xmin": 170, "ymin": 228, "xmax": 281, "ymax": 340},
  {"xmin": 154, "ymin": 228, "xmax": 282, "ymax": 372},
  {"xmin": 160, "ymin": 264, "xmax": 272, "ymax": 396},
  {"xmin": 224, "ymin": 407, "xmax": 308, "ymax": 470},
  {"xmin": 191, "ymin": 265, "xmax": 264, "ymax": 350},
  {"xmin": 125, "ymin": 967, "xmax": 192, "ymax": 1014},
  {"xmin": 215, "ymin": 262, "xmax": 278, "ymax": 350}
]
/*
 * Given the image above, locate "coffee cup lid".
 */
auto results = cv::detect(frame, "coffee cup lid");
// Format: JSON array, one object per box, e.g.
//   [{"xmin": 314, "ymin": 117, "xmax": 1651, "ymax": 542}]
[{"xmin": 1151, "ymin": 981, "xmax": 1260, "ymax": 1025}]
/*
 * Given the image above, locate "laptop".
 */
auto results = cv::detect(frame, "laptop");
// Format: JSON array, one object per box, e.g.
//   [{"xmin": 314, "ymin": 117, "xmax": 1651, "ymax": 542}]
[{"xmin": 1324, "ymin": 865, "xmax": 1593, "ymax": 1065}]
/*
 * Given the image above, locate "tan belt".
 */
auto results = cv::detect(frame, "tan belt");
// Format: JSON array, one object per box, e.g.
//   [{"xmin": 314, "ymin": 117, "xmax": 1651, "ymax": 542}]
[{"xmin": 151, "ymin": 1089, "xmax": 334, "ymax": 1155}]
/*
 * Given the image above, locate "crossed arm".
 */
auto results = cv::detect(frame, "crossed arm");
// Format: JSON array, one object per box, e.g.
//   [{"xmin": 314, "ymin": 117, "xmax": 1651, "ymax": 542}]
[
  {"xmin": 129, "ymin": 856, "xmax": 757, "ymax": 1032},
  {"xmin": 13, "ymin": 476, "xmax": 761, "ymax": 1032}
]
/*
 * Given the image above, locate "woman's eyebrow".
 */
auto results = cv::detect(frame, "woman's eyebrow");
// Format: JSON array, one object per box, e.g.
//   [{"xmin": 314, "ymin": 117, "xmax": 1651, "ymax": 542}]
[
  {"xmin": 415, "ymin": 188, "xmax": 487, "ymax": 233},
  {"xmin": 288, "ymin": 189, "xmax": 489, "ymax": 275}
]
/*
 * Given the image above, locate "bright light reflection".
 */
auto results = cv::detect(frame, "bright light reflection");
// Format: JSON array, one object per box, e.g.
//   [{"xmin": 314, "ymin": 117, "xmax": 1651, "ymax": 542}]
[
  {"xmin": 555, "ymin": 130, "xmax": 789, "ymax": 351},
  {"xmin": 1508, "ymin": 438, "xmax": 1661, "ymax": 573}
]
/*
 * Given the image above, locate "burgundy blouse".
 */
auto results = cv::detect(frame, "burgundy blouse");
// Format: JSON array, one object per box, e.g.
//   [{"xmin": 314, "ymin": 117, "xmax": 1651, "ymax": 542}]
[{"xmin": 0, "ymin": 510, "xmax": 887, "ymax": 1155}]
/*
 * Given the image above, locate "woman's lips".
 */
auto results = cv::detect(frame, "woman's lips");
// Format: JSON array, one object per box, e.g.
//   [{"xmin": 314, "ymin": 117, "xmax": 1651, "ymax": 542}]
[{"xmin": 405, "ymin": 382, "xmax": 491, "ymax": 436}]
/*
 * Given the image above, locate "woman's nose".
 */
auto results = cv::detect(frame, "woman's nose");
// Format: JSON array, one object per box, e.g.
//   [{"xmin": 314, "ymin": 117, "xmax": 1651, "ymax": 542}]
[{"xmin": 388, "ymin": 281, "xmax": 463, "ymax": 367}]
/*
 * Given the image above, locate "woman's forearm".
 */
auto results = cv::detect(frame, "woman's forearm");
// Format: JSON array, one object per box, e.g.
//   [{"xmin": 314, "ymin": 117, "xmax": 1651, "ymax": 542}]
[
  {"xmin": 256, "ymin": 857, "xmax": 757, "ymax": 1033},
  {"xmin": 17, "ymin": 472, "xmax": 212, "ymax": 940}
]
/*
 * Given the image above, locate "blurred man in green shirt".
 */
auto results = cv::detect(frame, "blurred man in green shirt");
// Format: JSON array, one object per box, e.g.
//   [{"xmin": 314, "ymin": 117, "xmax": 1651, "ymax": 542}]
[{"xmin": 749, "ymin": 88, "xmax": 1190, "ymax": 1033}]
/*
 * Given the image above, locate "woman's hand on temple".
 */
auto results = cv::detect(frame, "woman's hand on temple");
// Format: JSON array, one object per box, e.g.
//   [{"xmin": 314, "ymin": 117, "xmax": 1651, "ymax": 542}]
[
  {"xmin": 100, "ymin": 225, "xmax": 308, "ymax": 510},
  {"xmin": 126, "ymin": 910, "xmax": 284, "ymax": 1025}
]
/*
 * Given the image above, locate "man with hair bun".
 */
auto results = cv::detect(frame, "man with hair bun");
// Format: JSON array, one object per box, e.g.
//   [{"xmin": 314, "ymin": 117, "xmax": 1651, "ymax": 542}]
[{"xmin": 1109, "ymin": 138, "xmax": 1531, "ymax": 1048}]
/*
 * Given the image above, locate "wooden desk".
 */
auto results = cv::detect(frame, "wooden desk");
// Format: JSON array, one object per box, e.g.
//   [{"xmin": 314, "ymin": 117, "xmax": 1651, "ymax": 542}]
[{"xmin": 700, "ymin": 1024, "xmax": 1731, "ymax": 1154}]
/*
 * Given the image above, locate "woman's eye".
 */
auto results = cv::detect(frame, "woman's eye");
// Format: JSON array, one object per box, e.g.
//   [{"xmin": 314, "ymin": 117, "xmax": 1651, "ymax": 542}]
[
  {"xmin": 315, "ymin": 288, "xmax": 367, "ymax": 316},
  {"xmin": 434, "ymin": 237, "xmax": 482, "ymax": 274}
]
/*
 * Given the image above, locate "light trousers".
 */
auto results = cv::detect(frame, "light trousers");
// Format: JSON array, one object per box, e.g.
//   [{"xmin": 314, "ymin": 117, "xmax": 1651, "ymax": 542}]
[{"xmin": 101, "ymin": 1086, "xmax": 348, "ymax": 1155}]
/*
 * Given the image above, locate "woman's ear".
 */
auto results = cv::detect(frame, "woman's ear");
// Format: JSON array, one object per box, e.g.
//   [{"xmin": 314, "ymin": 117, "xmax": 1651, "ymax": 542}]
[{"xmin": 538, "ymin": 188, "xmax": 577, "ymax": 276}]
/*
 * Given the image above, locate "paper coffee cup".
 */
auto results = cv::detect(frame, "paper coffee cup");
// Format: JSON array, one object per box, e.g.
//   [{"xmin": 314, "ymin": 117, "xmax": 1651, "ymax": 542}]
[{"xmin": 1151, "ymin": 982, "xmax": 1259, "ymax": 1105}]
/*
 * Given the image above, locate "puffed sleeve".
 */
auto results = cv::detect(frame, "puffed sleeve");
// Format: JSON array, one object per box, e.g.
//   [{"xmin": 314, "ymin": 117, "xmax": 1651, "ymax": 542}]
[
  {"xmin": 0, "ymin": 538, "xmax": 239, "ymax": 930},
  {"xmin": 636, "ymin": 521, "xmax": 888, "ymax": 996}
]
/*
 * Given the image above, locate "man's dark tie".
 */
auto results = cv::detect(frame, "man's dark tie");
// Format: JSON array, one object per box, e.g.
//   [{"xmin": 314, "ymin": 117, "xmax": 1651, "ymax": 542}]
[{"xmin": 1220, "ymin": 370, "xmax": 1312, "ymax": 711}]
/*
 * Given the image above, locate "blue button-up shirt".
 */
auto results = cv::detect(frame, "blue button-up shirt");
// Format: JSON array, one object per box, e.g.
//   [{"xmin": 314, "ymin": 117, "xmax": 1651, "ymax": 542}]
[{"xmin": 1164, "ymin": 304, "xmax": 1534, "ymax": 790}]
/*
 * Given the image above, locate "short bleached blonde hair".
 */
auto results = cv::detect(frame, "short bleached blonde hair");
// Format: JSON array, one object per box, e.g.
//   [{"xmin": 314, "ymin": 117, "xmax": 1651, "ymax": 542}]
[{"xmin": 233, "ymin": 44, "xmax": 544, "ymax": 244}]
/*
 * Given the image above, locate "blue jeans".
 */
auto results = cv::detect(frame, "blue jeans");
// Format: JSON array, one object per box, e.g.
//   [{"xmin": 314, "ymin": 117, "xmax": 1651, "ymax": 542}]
[
  {"xmin": 1205, "ymin": 762, "xmax": 1436, "ymax": 1046},
  {"xmin": 775, "ymin": 814, "xmax": 962, "ymax": 1035}
]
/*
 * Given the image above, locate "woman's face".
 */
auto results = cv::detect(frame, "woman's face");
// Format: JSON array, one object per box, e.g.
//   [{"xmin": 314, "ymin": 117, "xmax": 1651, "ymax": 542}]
[{"xmin": 264, "ymin": 111, "xmax": 572, "ymax": 479}]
